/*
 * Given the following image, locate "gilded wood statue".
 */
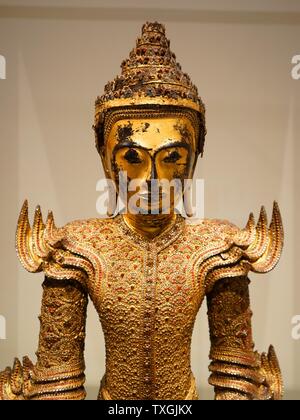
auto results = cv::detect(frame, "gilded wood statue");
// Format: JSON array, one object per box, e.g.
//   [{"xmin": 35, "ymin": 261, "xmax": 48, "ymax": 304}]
[{"xmin": 0, "ymin": 22, "xmax": 283, "ymax": 400}]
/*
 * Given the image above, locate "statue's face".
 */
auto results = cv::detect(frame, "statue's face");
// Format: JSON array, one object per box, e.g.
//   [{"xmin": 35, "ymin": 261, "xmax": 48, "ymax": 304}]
[{"xmin": 103, "ymin": 116, "xmax": 197, "ymax": 214}]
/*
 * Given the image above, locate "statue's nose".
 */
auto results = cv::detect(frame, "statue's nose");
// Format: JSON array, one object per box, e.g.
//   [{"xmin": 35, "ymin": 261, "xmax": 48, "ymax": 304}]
[
  {"xmin": 145, "ymin": 160, "xmax": 159, "ymax": 197},
  {"xmin": 147, "ymin": 158, "xmax": 158, "ymax": 182}
]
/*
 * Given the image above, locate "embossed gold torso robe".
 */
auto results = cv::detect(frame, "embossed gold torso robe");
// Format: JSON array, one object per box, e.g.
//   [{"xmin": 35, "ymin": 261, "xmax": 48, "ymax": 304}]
[{"xmin": 0, "ymin": 203, "xmax": 283, "ymax": 400}]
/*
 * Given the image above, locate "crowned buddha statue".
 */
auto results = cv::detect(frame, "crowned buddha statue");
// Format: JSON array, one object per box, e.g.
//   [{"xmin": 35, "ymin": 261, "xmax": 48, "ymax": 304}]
[{"xmin": 0, "ymin": 22, "xmax": 284, "ymax": 400}]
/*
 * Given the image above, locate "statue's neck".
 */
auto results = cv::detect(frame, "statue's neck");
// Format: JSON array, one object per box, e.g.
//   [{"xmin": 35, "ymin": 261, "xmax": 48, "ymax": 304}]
[{"xmin": 122, "ymin": 212, "xmax": 176, "ymax": 240}]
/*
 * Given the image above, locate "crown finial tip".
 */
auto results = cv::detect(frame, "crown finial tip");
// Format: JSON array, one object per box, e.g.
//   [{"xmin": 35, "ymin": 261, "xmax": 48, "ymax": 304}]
[{"xmin": 142, "ymin": 21, "xmax": 166, "ymax": 35}]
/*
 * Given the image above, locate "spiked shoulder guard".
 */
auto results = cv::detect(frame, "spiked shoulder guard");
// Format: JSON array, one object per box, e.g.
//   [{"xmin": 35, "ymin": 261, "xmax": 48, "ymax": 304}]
[
  {"xmin": 204, "ymin": 201, "xmax": 283, "ymax": 294},
  {"xmin": 16, "ymin": 200, "xmax": 91, "ymax": 288}
]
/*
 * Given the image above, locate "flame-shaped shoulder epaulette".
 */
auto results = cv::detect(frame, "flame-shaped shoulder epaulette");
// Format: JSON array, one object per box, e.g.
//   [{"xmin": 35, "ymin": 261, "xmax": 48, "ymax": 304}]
[
  {"xmin": 234, "ymin": 201, "xmax": 283, "ymax": 272},
  {"xmin": 205, "ymin": 202, "xmax": 284, "ymax": 293},
  {"xmin": 16, "ymin": 200, "xmax": 89, "ymax": 287}
]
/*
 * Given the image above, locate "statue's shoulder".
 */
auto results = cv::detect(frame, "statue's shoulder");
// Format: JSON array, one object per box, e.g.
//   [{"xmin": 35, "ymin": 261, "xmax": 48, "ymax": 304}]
[
  {"xmin": 63, "ymin": 215, "xmax": 116, "ymax": 242},
  {"xmin": 15, "ymin": 201, "xmax": 116, "ymax": 288},
  {"xmin": 186, "ymin": 217, "xmax": 240, "ymax": 241},
  {"xmin": 185, "ymin": 203, "xmax": 284, "ymax": 293}
]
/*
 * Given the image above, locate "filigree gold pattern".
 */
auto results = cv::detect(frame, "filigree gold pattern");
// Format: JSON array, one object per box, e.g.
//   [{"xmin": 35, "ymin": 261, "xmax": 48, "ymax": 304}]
[
  {"xmin": 0, "ymin": 278, "xmax": 87, "ymax": 400},
  {"xmin": 207, "ymin": 276, "xmax": 283, "ymax": 400},
  {"xmin": 0, "ymin": 201, "xmax": 283, "ymax": 400}
]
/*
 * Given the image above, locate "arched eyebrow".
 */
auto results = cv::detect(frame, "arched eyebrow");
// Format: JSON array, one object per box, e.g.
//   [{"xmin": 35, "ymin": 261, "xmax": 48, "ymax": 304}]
[
  {"xmin": 112, "ymin": 140, "xmax": 191, "ymax": 163},
  {"xmin": 113, "ymin": 140, "xmax": 151, "ymax": 153},
  {"xmin": 154, "ymin": 141, "xmax": 191, "ymax": 156},
  {"xmin": 113, "ymin": 140, "xmax": 190, "ymax": 153}
]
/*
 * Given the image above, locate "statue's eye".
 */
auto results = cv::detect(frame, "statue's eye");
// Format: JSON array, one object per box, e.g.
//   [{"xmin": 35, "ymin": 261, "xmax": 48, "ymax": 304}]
[
  {"xmin": 124, "ymin": 149, "xmax": 142, "ymax": 164},
  {"xmin": 163, "ymin": 150, "xmax": 181, "ymax": 163}
]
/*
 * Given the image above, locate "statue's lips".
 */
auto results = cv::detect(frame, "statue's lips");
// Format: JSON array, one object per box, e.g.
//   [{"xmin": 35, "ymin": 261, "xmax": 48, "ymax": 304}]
[{"xmin": 138, "ymin": 192, "xmax": 168, "ymax": 204}]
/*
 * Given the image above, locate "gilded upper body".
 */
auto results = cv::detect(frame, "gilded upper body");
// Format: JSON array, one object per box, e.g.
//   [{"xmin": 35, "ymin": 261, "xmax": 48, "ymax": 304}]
[{"xmin": 0, "ymin": 201, "xmax": 283, "ymax": 400}]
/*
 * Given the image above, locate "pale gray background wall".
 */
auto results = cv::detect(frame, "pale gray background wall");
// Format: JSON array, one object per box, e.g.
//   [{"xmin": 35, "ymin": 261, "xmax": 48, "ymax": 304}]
[{"xmin": 0, "ymin": 0, "xmax": 299, "ymax": 399}]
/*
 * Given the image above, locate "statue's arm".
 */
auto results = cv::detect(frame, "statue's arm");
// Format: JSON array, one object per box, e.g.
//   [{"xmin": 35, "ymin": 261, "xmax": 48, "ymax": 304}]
[
  {"xmin": 0, "ymin": 276, "xmax": 88, "ymax": 400},
  {"xmin": 206, "ymin": 275, "xmax": 282, "ymax": 400},
  {"xmin": 0, "ymin": 201, "xmax": 92, "ymax": 400}
]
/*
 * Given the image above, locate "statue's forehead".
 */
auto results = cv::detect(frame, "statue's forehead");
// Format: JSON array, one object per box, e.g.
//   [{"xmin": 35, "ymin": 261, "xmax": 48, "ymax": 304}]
[{"xmin": 108, "ymin": 117, "xmax": 195, "ymax": 150}]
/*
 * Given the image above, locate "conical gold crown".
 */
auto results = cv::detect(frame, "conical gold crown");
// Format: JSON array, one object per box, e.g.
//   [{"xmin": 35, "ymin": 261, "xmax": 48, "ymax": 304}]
[{"xmin": 95, "ymin": 22, "xmax": 206, "ymax": 154}]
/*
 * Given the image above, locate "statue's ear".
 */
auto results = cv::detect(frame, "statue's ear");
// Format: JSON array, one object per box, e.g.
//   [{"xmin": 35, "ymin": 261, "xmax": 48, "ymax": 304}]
[
  {"xmin": 93, "ymin": 121, "xmax": 105, "ymax": 156},
  {"xmin": 99, "ymin": 145, "xmax": 105, "ymax": 160},
  {"xmin": 190, "ymin": 151, "xmax": 199, "ymax": 176},
  {"xmin": 99, "ymin": 148, "xmax": 110, "ymax": 178}
]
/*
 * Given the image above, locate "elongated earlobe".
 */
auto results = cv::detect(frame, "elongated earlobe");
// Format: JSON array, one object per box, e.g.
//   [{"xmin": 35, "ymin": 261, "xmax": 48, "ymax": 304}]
[
  {"xmin": 183, "ymin": 182, "xmax": 194, "ymax": 218},
  {"xmin": 107, "ymin": 182, "xmax": 118, "ymax": 217}
]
